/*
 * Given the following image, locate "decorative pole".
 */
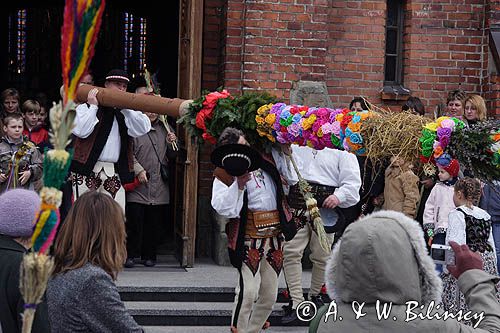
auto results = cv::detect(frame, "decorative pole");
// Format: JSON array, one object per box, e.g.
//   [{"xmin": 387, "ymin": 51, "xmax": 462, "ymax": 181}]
[{"xmin": 20, "ymin": 1, "xmax": 106, "ymax": 332}]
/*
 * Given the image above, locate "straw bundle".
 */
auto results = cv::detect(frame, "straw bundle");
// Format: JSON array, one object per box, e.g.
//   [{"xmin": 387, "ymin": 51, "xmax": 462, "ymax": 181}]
[
  {"xmin": 19, "ymin": 253, "xmax": 54, "ymax": 333},
  {"xmin": 361, "ymin": 110, "xmax": 432, "ymax": 166}
]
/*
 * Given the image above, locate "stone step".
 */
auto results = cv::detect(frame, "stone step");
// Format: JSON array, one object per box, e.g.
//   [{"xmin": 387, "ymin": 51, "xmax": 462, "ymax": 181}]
[
  {"xmin": 144, "ymin": 326, "xmax": 308, "ymax": 333},
  {"xmin": 119, "ymin": 286, "xmax": 308, "ymax": 303},
  {"xmin": 125, "ymin": 301, "xmax": 309, "ymax": 327}
]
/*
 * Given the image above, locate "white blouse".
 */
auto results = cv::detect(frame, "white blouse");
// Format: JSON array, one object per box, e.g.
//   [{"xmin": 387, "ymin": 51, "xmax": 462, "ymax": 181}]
[
  {"xmin": 446, "ymin": 205, "xmax": 496, "ymax": 258},
  {"xmin": 72, "ymin": 104, "xmax": 151, "ymax": 163},
  {"xmin": 211, "ymin": 149, "xmax": 295, "ymax": 218}
]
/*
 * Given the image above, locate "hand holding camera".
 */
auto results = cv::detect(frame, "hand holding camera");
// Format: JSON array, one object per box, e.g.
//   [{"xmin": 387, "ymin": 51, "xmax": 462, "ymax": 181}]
[
  {"xmin": 431, "ymin": 241, "xmax": 484, "ymax": 279},
  {"xmin": 446, "ymin": 241, "xmax": 483, "ymax": 279}
]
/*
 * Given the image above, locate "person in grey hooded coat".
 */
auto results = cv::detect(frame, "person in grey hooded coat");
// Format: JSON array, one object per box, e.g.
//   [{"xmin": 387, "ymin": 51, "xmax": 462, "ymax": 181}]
[{"xmin": 312, "ymin": 210, "xmax": 500, "ymax": 333}]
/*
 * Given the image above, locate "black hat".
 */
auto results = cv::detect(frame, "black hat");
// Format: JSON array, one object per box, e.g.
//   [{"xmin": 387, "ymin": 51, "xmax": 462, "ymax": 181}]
[
  {"xmin": 211, "ymin": 144, "xmax": 262, "ymax": 176},
  {"xmin": 105, "ymin": 69, "xmax": 130, "ymax": 83}
]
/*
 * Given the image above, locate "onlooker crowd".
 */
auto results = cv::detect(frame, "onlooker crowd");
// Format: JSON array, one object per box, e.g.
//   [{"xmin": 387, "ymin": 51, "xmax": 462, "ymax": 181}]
[{"xmin": 0, "ymin": 78, "xmax": 499, "ymax": 333}]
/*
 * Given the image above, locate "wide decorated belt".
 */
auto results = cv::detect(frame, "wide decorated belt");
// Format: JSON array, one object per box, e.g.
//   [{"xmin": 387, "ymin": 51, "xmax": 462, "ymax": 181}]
[
  {"xmin": 245, "ymin": 210, "xmax": 280, "ymax": 238},
  {"xmin": 288, "ymin": 183, "xmax": 337, "ymax": 210}
]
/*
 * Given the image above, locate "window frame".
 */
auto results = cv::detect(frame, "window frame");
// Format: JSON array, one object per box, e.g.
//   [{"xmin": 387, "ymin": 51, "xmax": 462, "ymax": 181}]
[{"xmin": 384, "ymin": 0, "xmax": 404, "ymax": 87}]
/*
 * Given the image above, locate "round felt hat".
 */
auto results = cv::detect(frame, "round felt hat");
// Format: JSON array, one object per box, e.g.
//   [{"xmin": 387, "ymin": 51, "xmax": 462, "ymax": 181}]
[{"xmin": 211, "ymin": 144, "xmax": 262, "ymax": 176}]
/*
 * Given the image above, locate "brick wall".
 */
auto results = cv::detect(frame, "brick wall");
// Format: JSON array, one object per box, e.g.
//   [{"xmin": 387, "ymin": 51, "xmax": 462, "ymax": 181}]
[
  {"xmin": 224, "ymin": 0, "xmax": 329, "ymax": 100},
  {"xmin": 404, "ymin": 0, "xmax": 489, "ymax": 114},
  {"xmin": 199, "ymin": 0, "xmax": 227, "ymax": 198},
  {"xmin": 486, "ymin": 0, "xmax": 500, "ymax": 117},
  {"xmin": 197, "ymin": 0, "xmax": 499, "ymax": 198}
]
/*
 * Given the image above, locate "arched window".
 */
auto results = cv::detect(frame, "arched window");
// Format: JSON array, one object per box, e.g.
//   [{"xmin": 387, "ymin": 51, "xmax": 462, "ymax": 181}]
[
  {"xmin": 8, "ymin": 9, "xmax": 27, "ymax": 76},
  {"xmin": 123, "ymin": 12, "xmax": 147, "ymax": 73}
]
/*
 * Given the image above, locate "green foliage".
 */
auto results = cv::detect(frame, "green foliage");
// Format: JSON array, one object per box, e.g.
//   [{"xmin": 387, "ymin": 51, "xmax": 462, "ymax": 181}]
[
  {"xmin": 448, "ymin": 120, "xmax": 500, "ymax": 183},
  {"xmin": 232, "ymin": 92, "xmax": 281, "ymax": 152},
  {"xmin": 178, "ymin": 89, "xmax": 281, "ymax": 150}
]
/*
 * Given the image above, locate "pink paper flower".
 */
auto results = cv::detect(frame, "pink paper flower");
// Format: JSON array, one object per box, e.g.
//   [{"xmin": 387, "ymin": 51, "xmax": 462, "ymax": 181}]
[{"xmin": 440, "ymin": 119, "xmax": 455, "ymax": 129}]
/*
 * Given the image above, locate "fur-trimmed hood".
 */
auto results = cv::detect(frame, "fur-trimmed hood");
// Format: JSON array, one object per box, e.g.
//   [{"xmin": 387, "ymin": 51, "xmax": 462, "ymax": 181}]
[{"xmin": 326, "ymin": 210, "xmax": 442, "ymax": 304}]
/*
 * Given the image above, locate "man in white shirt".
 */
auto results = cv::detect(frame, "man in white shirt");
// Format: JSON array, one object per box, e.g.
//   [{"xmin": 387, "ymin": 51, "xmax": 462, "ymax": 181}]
[
  {"xmin": 211, "ymin": 127, "xmax": 297, "ymax": 333},
  {"xmin": 70, "ymin": 69, "xmax": 151, "ymax": 210},
  {"xmin": 282, "ymin": 145, "xmax": 361, "ymax": 324}
]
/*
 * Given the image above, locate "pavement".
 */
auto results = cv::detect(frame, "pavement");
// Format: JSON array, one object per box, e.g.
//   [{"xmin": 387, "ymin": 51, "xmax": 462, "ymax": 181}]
[{"xmin": 116, "ymin": 257, "xmax": 312, "ymax": 291}]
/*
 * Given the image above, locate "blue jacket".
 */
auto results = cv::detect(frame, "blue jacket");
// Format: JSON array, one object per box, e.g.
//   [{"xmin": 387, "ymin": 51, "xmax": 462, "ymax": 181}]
[{"xmin": 480, "ymin": 182, "xmax": 500, "ymax": 223}]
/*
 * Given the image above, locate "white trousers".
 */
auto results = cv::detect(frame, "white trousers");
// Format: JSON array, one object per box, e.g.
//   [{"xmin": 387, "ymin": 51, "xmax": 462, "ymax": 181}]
[
  {"xmin": 72, "ymin": 161, "xmax": 125, "ymax": 211},
  {"xmin": 283, "ymin": 223, "xmax": 334, "ymax": 309},
  {"xmin": 232, "ymin": 237, "xmax": 282, "ymax": 333}
]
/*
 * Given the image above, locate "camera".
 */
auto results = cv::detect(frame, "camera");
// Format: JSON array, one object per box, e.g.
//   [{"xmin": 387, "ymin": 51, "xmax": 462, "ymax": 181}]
[{"xmin": 431, "ymin": 244, "xmax": 455, "ymax": 266}]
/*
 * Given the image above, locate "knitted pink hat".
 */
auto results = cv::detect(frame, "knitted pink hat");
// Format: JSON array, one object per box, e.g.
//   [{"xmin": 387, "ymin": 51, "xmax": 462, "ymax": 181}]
[{"xmin": 0, "ymin": 189, "xmax": 40, "ymax": 238}]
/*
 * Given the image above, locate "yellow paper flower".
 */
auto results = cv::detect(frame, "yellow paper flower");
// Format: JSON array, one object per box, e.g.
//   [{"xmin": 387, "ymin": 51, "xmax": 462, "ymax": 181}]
[
  {"xmin": 317, "ymin": 128, "xmax": 324, "ymax": 137},
  {"xmin": 257, "ymin": 103, "xmax": 272, "ymax": 116},
  {"xmin": 301, "ymin": 114, "xmax": 317, "ymax": 130},
  {"xmin": 360, "ymin": 111, "xmax": 374, "ymax": 120},
  {"xmin": 265, "ymin": 113, "xmax": 276, "ymax": 125},
  {"xmin": 336, "ymin": 114, "xmax": 344, "ymax": 122},
  {"xmin": 348, "ymin": 122, "xmax": 361, "ymax": 132},
  {"xmin": 266, "ymin": 134, "xmax": 276, "ymax": 142},
  {"xmin": 255, "ymin": 116, "xmax": 265, "ymax": 125},
  {"xmin": 424, "ymin": 122, "xmax": 438, "ymax": 131}
]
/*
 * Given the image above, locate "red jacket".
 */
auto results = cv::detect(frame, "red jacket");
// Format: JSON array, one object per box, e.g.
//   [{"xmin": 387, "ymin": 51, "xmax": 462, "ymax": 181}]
[{"xmin": 23, "ymin": 126, "xmax": 48, "ymax": 146}]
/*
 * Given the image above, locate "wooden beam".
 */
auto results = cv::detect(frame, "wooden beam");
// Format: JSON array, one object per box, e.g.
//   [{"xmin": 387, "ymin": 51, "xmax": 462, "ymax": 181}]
[{"xmin": 177, "ymin": 0, "xmax": 203, "ymax": 267}]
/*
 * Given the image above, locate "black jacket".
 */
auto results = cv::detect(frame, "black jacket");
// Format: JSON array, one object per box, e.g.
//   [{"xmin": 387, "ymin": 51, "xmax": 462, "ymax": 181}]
[{"xmin": 0, "ymin": 235, "xmax": 50, "ymax": 332}]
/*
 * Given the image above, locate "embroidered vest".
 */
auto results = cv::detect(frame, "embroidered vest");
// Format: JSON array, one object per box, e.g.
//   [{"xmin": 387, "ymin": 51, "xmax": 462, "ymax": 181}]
[
  {"xmin": 71, "ymin": 106, "xmax": 134, "ymax": 183},
  {"xmin": 458, "ymin": 208, "xmax": 493, "ymax": 253}
]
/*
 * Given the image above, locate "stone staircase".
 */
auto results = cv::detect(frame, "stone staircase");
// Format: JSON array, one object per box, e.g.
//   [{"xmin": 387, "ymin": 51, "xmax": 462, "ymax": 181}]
[{"xmin": 117, "ymin": 257, "xmax": 310, "ymax": 332}]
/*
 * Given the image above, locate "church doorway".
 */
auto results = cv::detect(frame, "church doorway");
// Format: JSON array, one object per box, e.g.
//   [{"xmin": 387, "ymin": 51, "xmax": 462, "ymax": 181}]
[{"xmin": 2, "ymin": 0, "xmax": 202, "ymax": 266}]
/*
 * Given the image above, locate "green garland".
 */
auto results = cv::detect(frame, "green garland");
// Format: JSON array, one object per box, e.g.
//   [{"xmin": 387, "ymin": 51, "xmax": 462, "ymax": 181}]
[
  {"xmin": 447, "ymin": 120, "xmax": 500, "ymax": 182},
  {"xmin": 178, "ymin": 89, "xmax": 280, "ymax": 151}
]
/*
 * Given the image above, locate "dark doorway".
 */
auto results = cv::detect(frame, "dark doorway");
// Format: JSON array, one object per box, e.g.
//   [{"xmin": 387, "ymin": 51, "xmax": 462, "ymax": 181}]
[
  {"xmin": 1, "ymin": 0, "xmax": 181, "ymax": 257},
  {"xmin": 1, "ymin": 1, "xmax": 179, "ymax": 100}
]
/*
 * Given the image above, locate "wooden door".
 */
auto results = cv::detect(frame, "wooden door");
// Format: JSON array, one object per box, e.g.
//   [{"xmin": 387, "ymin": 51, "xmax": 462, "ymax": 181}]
[{"xmin": 174, "ymin": 0, "xmax": 203, "ymax": 267}]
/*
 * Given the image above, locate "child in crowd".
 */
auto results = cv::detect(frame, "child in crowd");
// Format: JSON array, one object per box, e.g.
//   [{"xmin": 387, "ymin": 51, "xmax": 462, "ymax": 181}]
[
  {"xmin": 0, "ymin": 189, "xmax": 50, "ymax": 333},
  {"xmin": 0, "ymin": 88, "xmax": 21, "ymax": 137},
  {"xmin": 442, "ymin": 177, "xmax": 500, "ymax": 317},
  {"xmin": 445, "ymin": 89, "xmax": 466, "ymax": 119},
  {"xmin": 21, "ymin": 99, "xmax": 49, "ymax": 147},
  {"xmin": 422, "ymin": 154, "xmax": 459, "ymax": 267},
  {"xmin": 0, "ymin": 88, "xmax": 21, "ymax": 116},
  {"xmin": 37, "ymin": 104, "xmax": 49, "ymax": 130},
  {"xmin": 0, "ymin": 113, "xmax": 42, "ymax": 192},
  {"xmin": 382, "ymin": 156, "xmax": 420, "ymax": 218}
]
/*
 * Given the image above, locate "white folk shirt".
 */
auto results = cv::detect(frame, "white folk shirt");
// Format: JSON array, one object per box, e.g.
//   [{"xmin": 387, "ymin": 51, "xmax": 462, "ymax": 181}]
[
  {"xmin": 290, "ymin": 145, "xmax": 361, "ymax": 226},
  {"xmin": 446, "ymin": 205, "xmax": 496, "ymax": 251},
  {"xmin": 290, "ymin": 145, "xmax": 361, "ymax": 208},
  {"xmin": 72, "ymin": 104, "xmax": 151, "ymax": 163},
  {"xmin": 211, "ymin": 149, "xmax": 296, "ymax": 219},
  {"xmin": 445, "ymin": 205, "xmax": 497, "ymax": 271}
]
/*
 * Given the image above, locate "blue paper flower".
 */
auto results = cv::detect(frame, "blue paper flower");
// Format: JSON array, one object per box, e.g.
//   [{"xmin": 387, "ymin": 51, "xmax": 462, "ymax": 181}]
[
  {"xmin": 350, "ymin": 133, "xmax": 363, "ymax": 144},
  {"xmin": 292, "ymin": 113, "xmax": 302, "ymax": 124}
]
